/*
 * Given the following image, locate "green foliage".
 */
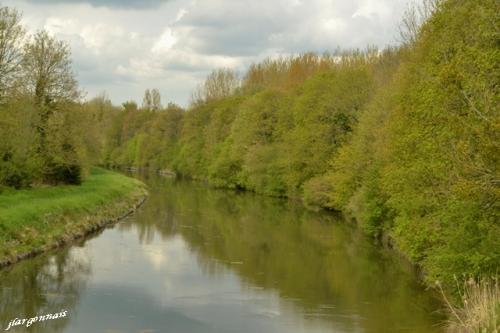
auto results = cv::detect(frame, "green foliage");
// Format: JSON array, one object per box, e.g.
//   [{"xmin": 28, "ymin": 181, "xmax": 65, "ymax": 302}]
[
  {"xmin": 225, "ymin": 89, "xmax": 290, "ymax": 194},
  {"xmin": 284, "ymin": 67, "xmax": 374, "ymax": 194},
  {"xmin": 102, "ymin": 103, "xmax": 184, "ymax": 172},
  {"xmin": 0, "ymin": 97, "xmax": 95, "ymax": 187},
  {"xmin": 381, "ymin": 0, "xmax": 499, "ymax": 284},
  {"xmin": 0, "ymin": 101, "xmax": 39, "ymax": 188}
]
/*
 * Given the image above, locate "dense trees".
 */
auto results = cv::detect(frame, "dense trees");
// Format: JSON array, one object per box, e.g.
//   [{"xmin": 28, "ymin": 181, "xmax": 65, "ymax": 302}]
[
  {"xmin": 325, "ymin": 0, "xmax": 499, "ymax": 286},
  {"xmin": 383, "ymin": 0, "xmax": 499, "ymax": 282}
]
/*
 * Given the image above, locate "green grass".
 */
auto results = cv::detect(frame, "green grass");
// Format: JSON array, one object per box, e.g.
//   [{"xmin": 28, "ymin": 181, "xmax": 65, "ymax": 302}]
[{"xmin": 0, "ymin": 167, "xmax": 147, "ymax": 264}]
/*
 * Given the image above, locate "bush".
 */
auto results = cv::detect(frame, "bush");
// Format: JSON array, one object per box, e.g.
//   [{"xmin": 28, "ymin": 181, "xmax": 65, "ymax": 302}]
[{"xmin": 43, "ymin": 162, "xmax": 82, "ymax": 185}]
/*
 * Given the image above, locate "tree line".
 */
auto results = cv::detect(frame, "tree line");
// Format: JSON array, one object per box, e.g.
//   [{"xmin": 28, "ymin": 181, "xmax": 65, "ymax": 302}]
[{"xmin": 0, "ymin": 0, "xmax": 498, "ymax": 290}]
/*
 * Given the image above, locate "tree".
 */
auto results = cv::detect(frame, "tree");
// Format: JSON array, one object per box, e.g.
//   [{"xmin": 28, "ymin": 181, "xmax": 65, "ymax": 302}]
[
  {"xmin": 142, "ymin": 89, "xmax": 152, "ymax": 110},
  {"xmin": 122, "ymin": 100, "xmax": 138, "ymax": 112},
  {"xmin": 20, "ymin": 30, "xmax": 79, "ymax": 107},
  {"xmin": 190, "ymin": 68, "xmax": 239, "ymax": 106},
  {"xmin": 0, "ymin": 6, "xmax": 25, "ymax": 101},
  {"xmin": 20, "ymin": 30, "xmax": 82, "ymax": 184},
  {"xmin": 151, "ymin": 88, "xmax": 161, "ymax": 111},
  {"xmin": 398, "ymin": 0, "xmax": 441, "ymax": 46}
]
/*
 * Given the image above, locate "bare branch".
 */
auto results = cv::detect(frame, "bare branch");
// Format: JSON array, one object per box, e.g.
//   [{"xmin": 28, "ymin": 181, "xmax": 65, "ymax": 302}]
[{"xmin": 0, "ymin": 6, "xmax": 25, "ymax": 101}]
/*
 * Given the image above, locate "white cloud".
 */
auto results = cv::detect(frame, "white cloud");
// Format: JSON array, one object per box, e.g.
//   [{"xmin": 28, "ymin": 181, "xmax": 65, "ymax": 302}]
[
  {"xmin": 151, "ymin": 28, "xmax": 177, "ymax": 54},
  {"xmin": 80, "ymin": 24, "xmax": 125, "ymax": 52},
  {"xmin": 323, "ymin": 18, "xmax": 347, "ymax": 32},
  {"xmin": 175, "ymin": 8, "xmax": 188, "ymax": 22},
  {"xmin": 44, "ymin": 17, "xmax": 79, "ymax": 35},
  {"xmin": 353, "ymin": 1, "xmax": 394, "ymax": 19}
]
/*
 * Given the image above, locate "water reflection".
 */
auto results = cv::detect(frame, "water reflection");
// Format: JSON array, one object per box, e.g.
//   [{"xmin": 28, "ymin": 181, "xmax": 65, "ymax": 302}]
[
  {"xmin": 0, "ymin": 244, "xmax": 90, "ymax": 332},
  {"xmin": 0, "ymin": 175, "xmax": 444, "ymax": 333}
]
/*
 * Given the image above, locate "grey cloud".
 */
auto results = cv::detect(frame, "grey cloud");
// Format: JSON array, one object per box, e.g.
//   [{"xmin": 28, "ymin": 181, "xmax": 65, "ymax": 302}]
[
  {"xmin": 172, "ymin": 0, "xmax": 405, "ymax": 58},
  {"xmin": 24, "ymin": 0, "xmax": 170, "ymax": 9},
  {"xmin": 176, "ymin": 25, "xmax": 276, "ymax": 57}
]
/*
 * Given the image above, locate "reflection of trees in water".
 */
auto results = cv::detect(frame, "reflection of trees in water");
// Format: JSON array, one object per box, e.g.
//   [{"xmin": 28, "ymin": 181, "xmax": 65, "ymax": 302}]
[
  {"xmin": 132, "ymin": 176, "xmax": 443, "ymax": 333},
  {"xmin": 0, "ymin": 244, "xmax": 91, "ymax": 332},
  {"xmin": 118, "ymin": 177, "xmax": 179, "ymax": 245}
]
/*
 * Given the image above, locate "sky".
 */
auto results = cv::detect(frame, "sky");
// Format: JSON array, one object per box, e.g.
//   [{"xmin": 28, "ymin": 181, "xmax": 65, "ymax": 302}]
[{"xmin": 3, "ymin": 0, "xmax": 416, "ymax": 106}]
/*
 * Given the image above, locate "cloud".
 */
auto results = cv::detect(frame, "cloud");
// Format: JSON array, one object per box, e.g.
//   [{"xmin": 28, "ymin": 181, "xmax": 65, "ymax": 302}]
[
  {"xmin": 151, "ymin": 28, "xmax": 177, "ymax": 54},
  {"xmin": 4, "ymin": 0, "xmax": 416, "ymax": 106},
  {"xmin": 23, "ymin": 0, "xmax": 171, "ymax": 9}
]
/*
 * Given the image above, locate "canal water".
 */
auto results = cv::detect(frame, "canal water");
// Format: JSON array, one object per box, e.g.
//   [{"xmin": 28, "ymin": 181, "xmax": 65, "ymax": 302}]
[{"xmin": 0, "ymin": 175, "xmax": 444, "ymax": 332}]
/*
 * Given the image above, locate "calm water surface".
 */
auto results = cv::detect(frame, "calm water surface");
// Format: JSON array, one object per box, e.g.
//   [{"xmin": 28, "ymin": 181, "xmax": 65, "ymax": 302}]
[{"xmin": 0, "ymin": 175, "xmax": 444, "ymax": 332}]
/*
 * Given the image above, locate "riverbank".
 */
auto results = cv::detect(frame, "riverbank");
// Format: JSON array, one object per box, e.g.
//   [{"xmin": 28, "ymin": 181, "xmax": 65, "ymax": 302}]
[{"xmin": 0, "ymin": 168, "xmax": 147, "ymax": 267}]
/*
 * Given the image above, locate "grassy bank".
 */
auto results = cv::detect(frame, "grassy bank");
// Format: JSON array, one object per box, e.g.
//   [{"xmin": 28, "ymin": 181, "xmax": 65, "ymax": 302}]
[{"xmin": 0, "ymin": 168, "xmax": 147, "ymax": 266}]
